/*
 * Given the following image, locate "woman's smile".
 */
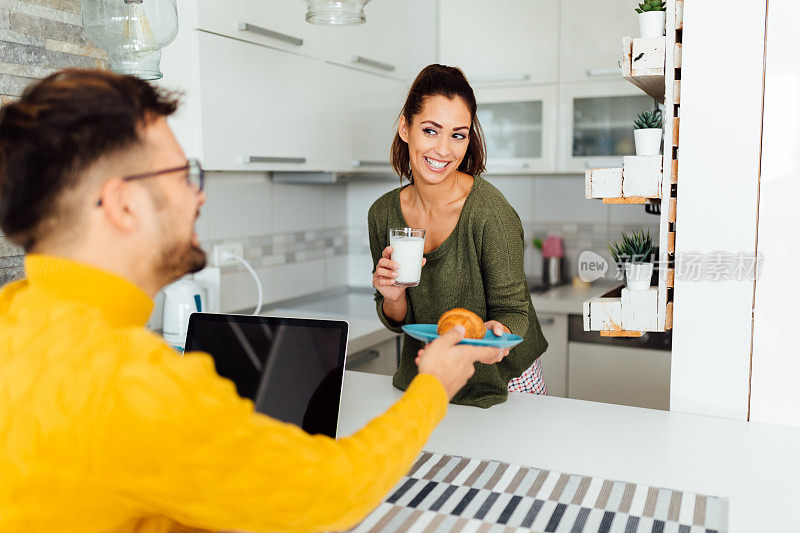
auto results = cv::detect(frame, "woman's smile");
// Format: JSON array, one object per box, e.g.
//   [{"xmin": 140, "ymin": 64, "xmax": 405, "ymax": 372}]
[{"xmin": 422, "ymin": 155, "xmax": 452, "ymax": 173}]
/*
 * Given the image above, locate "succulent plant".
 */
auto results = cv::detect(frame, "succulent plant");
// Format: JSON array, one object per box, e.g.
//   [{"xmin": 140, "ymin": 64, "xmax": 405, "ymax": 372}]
[
  {"xmin": 634, "ymin": 110, "xmax": 662, "ymax": 130},
  {"xmin": 609, "ymin": 230, "xmax": 655, "ymax": 264},
  {"xmin": 635, "ymin": 0, "xmax": 666, "ymax": 13}
]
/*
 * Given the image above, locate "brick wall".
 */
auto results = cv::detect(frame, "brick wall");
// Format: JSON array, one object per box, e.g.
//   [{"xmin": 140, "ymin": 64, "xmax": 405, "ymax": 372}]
[{"xmin": 0, "ymin": 0, "xmax": 106, "ymax": 286}]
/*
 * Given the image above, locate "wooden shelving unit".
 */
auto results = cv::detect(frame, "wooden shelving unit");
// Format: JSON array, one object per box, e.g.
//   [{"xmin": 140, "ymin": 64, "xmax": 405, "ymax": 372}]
[
  {"xmin": 583, "ymin": 0, "xmax": 682, "ymax": 336},
  {"xmin": 586, "ymin": 155, "xmax": 663, "ymax": 201}
]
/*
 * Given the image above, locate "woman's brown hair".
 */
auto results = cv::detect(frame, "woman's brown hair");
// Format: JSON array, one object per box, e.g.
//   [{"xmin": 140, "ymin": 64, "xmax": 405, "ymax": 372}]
[{"xmin": 390, "ymin": 64, "xmax": 486, "ymax": 183}]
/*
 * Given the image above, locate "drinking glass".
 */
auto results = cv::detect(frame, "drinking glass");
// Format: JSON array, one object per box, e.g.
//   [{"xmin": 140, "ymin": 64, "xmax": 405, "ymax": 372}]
[{"xmin": 389, "ymin": 228, "xmax": 426, "ymax": 287}]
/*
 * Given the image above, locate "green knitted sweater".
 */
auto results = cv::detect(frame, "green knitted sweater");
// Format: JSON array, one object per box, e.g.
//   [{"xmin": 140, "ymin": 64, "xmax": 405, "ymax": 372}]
[{"xmin": 368, "ymin": 175, "xmax": 548, "ymax": 408}]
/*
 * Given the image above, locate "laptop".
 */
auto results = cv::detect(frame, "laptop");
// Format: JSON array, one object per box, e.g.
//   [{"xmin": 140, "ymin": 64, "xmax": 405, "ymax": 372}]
[{"xmin": 184, "ymin": 313, "xmax": 349, "ymax": 438}]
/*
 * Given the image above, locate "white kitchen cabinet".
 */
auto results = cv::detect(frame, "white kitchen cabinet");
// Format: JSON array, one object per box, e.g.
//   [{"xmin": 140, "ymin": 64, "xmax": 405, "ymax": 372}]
[
  {"xmin": 438, "ymin": 0, "xmax": 558, "ymax": 86},
  {"xmin": 196, "ymin": 0, "xmax": 434, "ymax": 83},
  {"xmin": 346, "ymin": 337, "xmax": 399, "ymax": 376},
  {"xmin": 476, "ymin": 84, "xmax": 558, "ymax": 174},
  {"xmin": 344, "ymin": 67, "xmax": 408, "ymax": 172},
  {"xmin": 568, "ymin": 342, "xmax": 671, "ymax": 410},
  {"xmin": 163, "ymin": 29, "xmax": 408, "ymax": 172},
  {"xmin": 196, "ymin": 0, "xmax": 317, "ymax": 57},
  {"xmin": 560, "ymin": 0, "xmax": 639, "ymax": 83},
  {"xmin": 535, "ymin": 313, "xmax": 568, "ymax": 397},
  {"xmin": 558, "ymin": 80, "xmax": 655, "ymax": 173},
  {"xmin": 158, "ymin": 0, "xmax": 435, "ymax": 173},
  {"xmin": 197, "ymin": 32, "xmax": 347, "ymax": 171},
  {"xmin": 316, "ymin": 1, "xmax": 412, "ymax": 81}
]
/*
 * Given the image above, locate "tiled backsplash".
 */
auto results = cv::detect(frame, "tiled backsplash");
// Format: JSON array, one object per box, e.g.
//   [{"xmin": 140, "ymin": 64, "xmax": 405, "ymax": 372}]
[
  {"xmin": 207, "ymin": 230, "xmax": 348, "ymax": 274},
  {"xmin": 0, "ymin": 0, "xmax": 108, "ymax": 288},
  {"xmin": 193, "ymin": 173, "xmax": 352, "ymax": 313}
]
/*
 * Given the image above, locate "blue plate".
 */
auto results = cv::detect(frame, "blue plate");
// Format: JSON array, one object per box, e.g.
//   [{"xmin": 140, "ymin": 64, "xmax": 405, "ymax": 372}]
[{"xmin": 402, "ymin": 324, "xmax": 524, "ymax": 349}]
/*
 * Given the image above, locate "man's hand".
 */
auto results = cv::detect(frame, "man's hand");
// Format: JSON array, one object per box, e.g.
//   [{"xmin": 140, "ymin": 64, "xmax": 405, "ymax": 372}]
[{"xmin": 415, "ymin": 326, "xmax": 504, "ymax": 400}]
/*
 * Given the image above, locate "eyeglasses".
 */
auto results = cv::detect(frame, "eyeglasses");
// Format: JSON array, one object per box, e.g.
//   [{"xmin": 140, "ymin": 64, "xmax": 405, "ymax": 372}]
[{"xmin": 96, "ymin": 158, "xmax": 205, "ymax": 206}]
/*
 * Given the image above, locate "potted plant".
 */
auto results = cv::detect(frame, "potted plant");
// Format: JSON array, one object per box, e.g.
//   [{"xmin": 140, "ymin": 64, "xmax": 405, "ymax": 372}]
[
  {"xmin": 609, "ymin": 229, "xmax": 655, "ymax": 290},
  {"xmin": 635, "ymin": 0, "xmax": 666, "ymax": 38},
  {"xmin": 633, "ymin": 110, "xmax": 662, "ymax": 156}
]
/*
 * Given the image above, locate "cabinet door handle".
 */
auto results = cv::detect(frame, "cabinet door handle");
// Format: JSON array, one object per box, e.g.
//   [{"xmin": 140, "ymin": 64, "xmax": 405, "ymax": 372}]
[
  {"xmin": 243, "ymin": 156, "xmax": 307, "ymax": 164},
  {"xmin": 352, "ymin": 160, "xmax": 392, "ymax": 167},
  {"xmin": 586, "ymin": 68, "xmax": 620, "ymax": 77},
  {"xmin": 347, "ymin": 350, "xmax": 380, "ymax": 367},
  {"xmin": 351, "ymin": 56, "xmax": 395, "ymax": 72},
  {"xmin": 471, "ymin": 74, "xmax": 530, "ymax": 84},
  {"xmin": 238, "ymin": 22, "xmax": 303, "ymax": 46},
  {"xmin": 539, "ymin": 317, "xmax": 556, "ymax": 326}
]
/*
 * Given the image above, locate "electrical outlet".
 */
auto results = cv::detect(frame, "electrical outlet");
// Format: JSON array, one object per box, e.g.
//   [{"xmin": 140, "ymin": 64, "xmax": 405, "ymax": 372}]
[{"xmin": 211, "ymin": 242, "xmax": 244, "ymax": 267}]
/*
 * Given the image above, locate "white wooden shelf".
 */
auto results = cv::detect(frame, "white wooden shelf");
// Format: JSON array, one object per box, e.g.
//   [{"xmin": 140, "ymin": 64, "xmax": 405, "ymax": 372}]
[
  {"xmin": 622, "ymin": 36, "xmax": 665, "ymax": 102},
  {"xmin": 582, "ymin": 284, "xmax": 673, "ymax": 337},
  {"xmin": 621, "ymin": 36, "xmax": 681, "ymax": 104},
  {"xmin": 583, "ymin": 0, "xmax": 683, "ymax": 335},
  {"xmin": 585, "ymin": 155, "xmax": 663, "ymax": 202}
]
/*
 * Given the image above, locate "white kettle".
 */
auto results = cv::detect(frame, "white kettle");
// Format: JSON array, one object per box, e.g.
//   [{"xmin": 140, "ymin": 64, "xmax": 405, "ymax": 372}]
[{"xmin": 163, "ymin": 275, "xmax": 218, "ymax": 350}]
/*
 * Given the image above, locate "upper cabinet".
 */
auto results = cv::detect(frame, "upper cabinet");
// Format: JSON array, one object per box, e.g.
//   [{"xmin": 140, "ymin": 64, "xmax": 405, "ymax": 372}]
[
  {"xmin": 438, "ymin": 0, "xmax": 558, "ymax": 86},
  {"xmin": 560, "ymin": 0, "xmax": 639, "ymax": 83},
  {"xmin": 196, "ymin": 32, "xmax": 346, "ymax": 172},
  {"xmin": 196, "ymin": 0, "xmax": 314, "ymax": 56},
  {"xmin": 476, "ymin": 84, "xmax": 558, "ymax": 174},
  {"xmin": 558, "ymin": 80, "xmax": 654, "ymax": 173},
  {"xmin": 158, "ymin": 0, "xmax": 434, "ymax": 172},
  {"xmin": 195, "ymin": 0, "xmax": 428, "ymax": 81}
]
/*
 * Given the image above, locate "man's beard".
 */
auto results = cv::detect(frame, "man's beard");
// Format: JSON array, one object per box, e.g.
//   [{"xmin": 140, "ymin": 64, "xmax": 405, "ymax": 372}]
[{"xmin": 156, "ymin": 230, "xmax": 207, "ymax": 284}]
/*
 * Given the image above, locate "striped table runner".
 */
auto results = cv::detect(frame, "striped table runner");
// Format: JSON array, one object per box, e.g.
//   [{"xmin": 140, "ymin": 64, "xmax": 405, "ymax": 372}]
[{"xmin": 350, "ymin": 452, "xmax": 728, "ymax": 533}]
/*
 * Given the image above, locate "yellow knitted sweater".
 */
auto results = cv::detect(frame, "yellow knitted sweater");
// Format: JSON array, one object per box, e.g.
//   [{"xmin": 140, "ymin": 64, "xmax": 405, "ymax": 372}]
[{"xmin": 0, "ymin": 255, "xmax": 447, "ymax": 533}]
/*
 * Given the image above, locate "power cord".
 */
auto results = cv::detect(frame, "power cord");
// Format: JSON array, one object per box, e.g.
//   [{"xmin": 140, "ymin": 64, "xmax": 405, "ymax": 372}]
[{"xmin": 219, "ymin": 250, "xmax": 263, "ymax": 316}]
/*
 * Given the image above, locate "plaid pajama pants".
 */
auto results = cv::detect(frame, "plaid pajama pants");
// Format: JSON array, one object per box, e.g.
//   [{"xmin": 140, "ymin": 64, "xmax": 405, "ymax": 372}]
[{"xmin": 507, "ymin": 359, "xmax": 547, "ymax": 394}]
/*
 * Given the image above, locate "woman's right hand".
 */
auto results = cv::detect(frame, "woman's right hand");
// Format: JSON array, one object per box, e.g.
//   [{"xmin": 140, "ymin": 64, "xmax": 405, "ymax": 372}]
[{"xmin": 372, "ymin": 246, "xmax": 426, "ymax": 302}]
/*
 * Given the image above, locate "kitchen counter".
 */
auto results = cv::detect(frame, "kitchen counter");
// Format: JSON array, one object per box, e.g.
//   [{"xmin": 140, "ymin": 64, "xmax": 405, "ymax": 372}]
[
  {"xmin": 258, "ymin": 282, "xmax": 617, "ymax": 354},
  {"xmin": 340, "ymin": 371, "xmax": 800, "ymax": 532},
  {"xmin": 262, "ymin": 289, "xmax": 395, "ymax": 355},
  {"xmin": 531, "ymin": 280, "xmax": 619, "ymax": 315}
]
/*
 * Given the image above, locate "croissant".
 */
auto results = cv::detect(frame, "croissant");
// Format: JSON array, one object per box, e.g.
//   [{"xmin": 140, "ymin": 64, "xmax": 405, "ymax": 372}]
[{"xmin": 437, "ymin": 308, "xmax": 486, "ymax": 339}]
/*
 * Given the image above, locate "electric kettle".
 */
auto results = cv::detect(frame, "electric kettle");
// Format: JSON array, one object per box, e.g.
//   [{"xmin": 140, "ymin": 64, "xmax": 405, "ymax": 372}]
[{"xmin": 163, "ymin": 277, "xmax": 218, "ymax": 350}]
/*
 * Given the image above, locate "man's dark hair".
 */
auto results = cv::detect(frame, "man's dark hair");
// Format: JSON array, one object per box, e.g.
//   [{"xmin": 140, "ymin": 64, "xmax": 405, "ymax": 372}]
[
  {"xmin": 391, "ymin": 64, "xmax": 486, "ymax": 184},
  {"xmin": 0, "ymin": 68, "xmax": 179, "ymax": 250}
]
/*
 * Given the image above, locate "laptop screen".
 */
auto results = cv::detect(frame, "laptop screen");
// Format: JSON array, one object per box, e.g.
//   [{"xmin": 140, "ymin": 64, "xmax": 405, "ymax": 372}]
[{"xmin": 184, "ymin": 313, "xmax": 348, "ymax": 438}]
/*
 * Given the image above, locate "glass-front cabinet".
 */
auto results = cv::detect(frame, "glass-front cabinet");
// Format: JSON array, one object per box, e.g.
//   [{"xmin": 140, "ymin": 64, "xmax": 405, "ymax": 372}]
[
  {"xmin": 559, "ymin": 80, "xmax": 655, "ymax": 173},
  {"xmin": 475, "ymin": 84, "xmax": 558, "ymax": 174}
]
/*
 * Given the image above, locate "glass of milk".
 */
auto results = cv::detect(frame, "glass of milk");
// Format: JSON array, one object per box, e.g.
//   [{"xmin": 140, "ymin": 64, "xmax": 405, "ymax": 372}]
[{"xmin": 389, "ymin": 228, "xmax": 426, "ymax": 287}]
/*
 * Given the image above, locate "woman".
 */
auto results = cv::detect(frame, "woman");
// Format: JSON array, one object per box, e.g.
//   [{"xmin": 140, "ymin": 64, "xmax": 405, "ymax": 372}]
[{"xmin": 369, "ymin": 64, "xmax": 548, "ymax": 408}]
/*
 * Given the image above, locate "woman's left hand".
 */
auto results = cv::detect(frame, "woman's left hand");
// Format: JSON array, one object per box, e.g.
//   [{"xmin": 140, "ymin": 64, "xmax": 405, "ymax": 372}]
[{"xmin": 484, "ymin": 321, "xmax": 511, "ymax": 361}]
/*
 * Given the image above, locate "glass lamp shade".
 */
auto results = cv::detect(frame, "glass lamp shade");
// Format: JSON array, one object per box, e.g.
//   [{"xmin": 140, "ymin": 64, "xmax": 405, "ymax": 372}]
[
  {"xmin": 304, "ymin": 0, "xmax": 371, "ymax": 26},
  {"xmin": 80, "ymin": 0, "xmax": 178, "ymax": 80}
]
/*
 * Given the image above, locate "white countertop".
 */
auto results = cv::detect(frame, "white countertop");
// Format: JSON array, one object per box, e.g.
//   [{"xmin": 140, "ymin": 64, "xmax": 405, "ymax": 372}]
[
  {"xmin": 261, "ymin": 282, "xmax": 618, "ymax": 353},
  {"xmin": 531, "ymin": 281, "xmax": 619, "ymax": 315},
  {"xmin": 339, "ymin": 371, "xmax": 800, "ymax": 532},
  {"xmin": 264, "ymin": 292, "xmax": 396, "ymax": 355}
]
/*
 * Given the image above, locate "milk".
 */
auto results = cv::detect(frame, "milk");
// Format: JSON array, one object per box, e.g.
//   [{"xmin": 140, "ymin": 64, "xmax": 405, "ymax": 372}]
[{"xmin": 390, "ymin": 235, "xmax": 425, "ymax": 286}]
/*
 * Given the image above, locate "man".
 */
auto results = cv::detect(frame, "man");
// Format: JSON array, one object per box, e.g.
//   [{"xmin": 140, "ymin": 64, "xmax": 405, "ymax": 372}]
[{"xmin": 0, "ymin": 69, "xmax": 502, "ymax": 533}]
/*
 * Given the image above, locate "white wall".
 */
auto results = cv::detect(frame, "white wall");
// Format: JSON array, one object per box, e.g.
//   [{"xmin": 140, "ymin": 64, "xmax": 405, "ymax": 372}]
[
  {"xmin": 749, "ymin": 0, "xmax": 800, "ymax": 427},
  {"xmin": 198, "ymin": 173, "xmax": 349, "ymax": 313},
  {"xmin": 669, "ymin": 0, "xmax": 767, "ymax": 420}
]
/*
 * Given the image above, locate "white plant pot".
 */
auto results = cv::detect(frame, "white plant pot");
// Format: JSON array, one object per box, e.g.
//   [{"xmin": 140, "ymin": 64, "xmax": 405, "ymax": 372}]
[
  {"xmin": 634, "ymin": 128, "xmax": 662, "ymax": 156},
  {"xmin": 625, "ymin": 262, "xmax": 653, "ymax": 291},
  {"xmin": 638, "ymin": 11, "xmax": 666, "ymax": 38}
]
